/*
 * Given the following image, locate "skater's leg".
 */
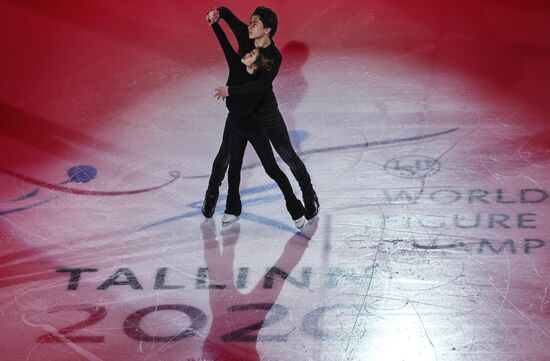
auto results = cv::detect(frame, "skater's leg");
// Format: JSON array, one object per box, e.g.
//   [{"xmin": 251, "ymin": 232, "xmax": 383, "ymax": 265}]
[
  {"xmin": 225, "ymin": 123, "xmax": 247, "ymax": 218},
  {"xmin": 207, "ymin": 115, "xmax": 232, "ymax": 191},
  {"xmin": 262, "ymin": 111, "xmax": 319, "ymax": 219},
  {"xmin": 248, "ymin": 129, "xmax": 305, "ymax": 225},
  {"xmin": 202, "ymin": 116, "xmax": 231, "ymax": 218}
]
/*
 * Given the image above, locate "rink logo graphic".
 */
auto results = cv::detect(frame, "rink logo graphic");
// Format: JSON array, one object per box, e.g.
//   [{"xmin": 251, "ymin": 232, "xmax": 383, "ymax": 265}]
[
  {"xmin": 384, "ymin": 155, "xmax": 441, "ymax": 179},
  {"xmin": 411, "ymin": 238, "xmax": 545, "ymax": 254},
  {"xmin": 36, "ymin": 302, "xmax": 369, "ymax": 344},
  {"xmin": 0, "ymin": 164, "xmax": 180, "ymax": 216},
  {"xmin": 383, "ymin": 188, "xmax": 547, "ymax": 229},
  {"xmin": 56, "ymin": 266, "xmax": 372, "ymax": 291},
  {"xmin": 383, "ymin": 188, "xmax": 548, "ymax": 205},
  {"xmin": 384, "ymin": 212, "xmax": 538, "ymax": 230},
  {"xmin": 56, "ymin": 266, "xmax": 374, "ymax": 291}
]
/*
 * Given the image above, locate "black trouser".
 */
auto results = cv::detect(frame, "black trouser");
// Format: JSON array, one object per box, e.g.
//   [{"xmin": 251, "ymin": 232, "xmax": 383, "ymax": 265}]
[
  {"xmin": 224, "ymin": 119, "xmax": 303, "ymax": 219},
  {"xmin": 207, "ymin": 110, "xmax": 314, "ymax": 198}
]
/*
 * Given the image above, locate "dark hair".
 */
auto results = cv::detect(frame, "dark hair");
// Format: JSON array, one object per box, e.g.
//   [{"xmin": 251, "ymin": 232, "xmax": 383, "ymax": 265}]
[
  {"xmin": 253, "ymin": 46, "xmax": 275, "ymax": 73},
  {"xmin": 252, "ymin": 6, "xmax": 278, "ymax": 38}
]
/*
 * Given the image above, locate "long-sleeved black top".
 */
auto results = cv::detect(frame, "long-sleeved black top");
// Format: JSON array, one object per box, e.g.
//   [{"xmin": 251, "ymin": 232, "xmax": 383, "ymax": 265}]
[
  {"xmin": 212, "ymin": 22, "xmax": 263, "ymax": 133},
  {"xmin": 218, "ymin": 7, "xmax": 281, "ymax": 112}
]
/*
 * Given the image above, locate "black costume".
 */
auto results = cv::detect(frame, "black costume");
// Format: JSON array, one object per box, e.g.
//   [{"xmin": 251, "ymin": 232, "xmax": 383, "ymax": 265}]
[
  {"xmin": 211, "ymin": 22, "xmax": 304, "ymax": 220},
  {"xmin": 203, "ymin": 7, "xmax": 319, "ymax": 220}
]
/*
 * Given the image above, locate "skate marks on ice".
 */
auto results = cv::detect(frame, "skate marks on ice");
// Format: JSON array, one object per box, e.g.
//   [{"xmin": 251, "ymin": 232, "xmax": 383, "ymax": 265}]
[
  {"xmin": 180, "ymin": 128, "xmax": 460, "ymax": 179},
  {"xmin": 129, "ymin": 127, "xmax": 461, "ymax": 234}
]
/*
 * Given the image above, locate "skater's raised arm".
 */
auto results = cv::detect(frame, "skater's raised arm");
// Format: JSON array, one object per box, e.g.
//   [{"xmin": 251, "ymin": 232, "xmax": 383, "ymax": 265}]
[
  {"xmin": 218, "ymin": 7, "xmax": 250, "ymax": 52},
  {"xmin": 211, "ymin": 22, "xmax": 238, "ymax": 65}
]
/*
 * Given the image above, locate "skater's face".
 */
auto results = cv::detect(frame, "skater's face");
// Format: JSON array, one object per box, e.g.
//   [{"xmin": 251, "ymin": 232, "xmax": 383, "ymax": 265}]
[
  {"xmin": 241, "ymin": 48, "xmax": 259, "ymax": 68},
  {"xmin": 248, "ymin": 15, "xmax": 270, "ymax": 39}
]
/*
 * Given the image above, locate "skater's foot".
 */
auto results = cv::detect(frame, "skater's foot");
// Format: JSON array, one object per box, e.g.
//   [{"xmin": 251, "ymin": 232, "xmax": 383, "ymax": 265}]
[
  {"xmin": 299, "ymin": 216, "xmax": 319, "ymax": 239},
  {"xmin": 202, "ymin": 189, "xmax": 219, "ymax": 218},
  {"xmin": 286, "ymin": 198, "xmax": 305, "ymax": 220},
  {"xmin": 221, "ymin": 213, "xmax": 239, "ymax": 227},
  {"xmin": 304, "ymin": 193, "xmax": 320, "ymax": 220},
  {"xmin": 294, "ymin": 215, "xmax": 306, "ymax": 230}
]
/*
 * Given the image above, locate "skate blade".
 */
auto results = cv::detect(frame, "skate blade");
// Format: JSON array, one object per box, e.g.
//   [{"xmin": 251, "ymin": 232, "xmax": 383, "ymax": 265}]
[
  {"xmin": 306, "ymin": 215, "xmax": 319, "ymax": 225},
  {"xmin": 222, "ymin": 217, "xmax": 239, "ymax": 228},
  {"xmin": 294, "ymin": 216, "xmax": 306, "ymax": 230}
]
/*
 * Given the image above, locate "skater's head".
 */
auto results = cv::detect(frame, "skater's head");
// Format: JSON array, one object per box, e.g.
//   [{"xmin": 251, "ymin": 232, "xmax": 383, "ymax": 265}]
[
  {"xmin": 249, "ymin": 6, "xmax": 278, "ymax": 39},
  {"xmin": 242, "ymin": 47, "xmax": 275, "ymax": 74}
]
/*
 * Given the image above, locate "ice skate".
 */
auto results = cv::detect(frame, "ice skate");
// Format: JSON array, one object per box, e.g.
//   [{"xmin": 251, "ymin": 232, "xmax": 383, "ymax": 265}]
[
  {"xmin": 294, "ymin": 215, "xmax": 306, "ymax": 230},
  {"xmin": 221, "ymin": 213, "xmax": 239, "ymax": 227},
  {"xmin": 304, "ymin": 193, "xmax": 320, "ymax": 220},
  {"xmin": 201, "ymin": 189, "xmax": 219, "ymax": 218}
]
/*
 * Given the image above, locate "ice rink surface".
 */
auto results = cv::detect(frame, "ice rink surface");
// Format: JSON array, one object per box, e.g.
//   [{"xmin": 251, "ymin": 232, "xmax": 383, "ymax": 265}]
[{"xmin": 1, "ymin": 1, "xmax": 550, "ymax": 360}]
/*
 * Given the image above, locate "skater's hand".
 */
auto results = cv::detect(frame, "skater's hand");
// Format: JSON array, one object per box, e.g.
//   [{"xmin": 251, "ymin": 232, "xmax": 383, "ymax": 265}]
[
  {"xmin": 214, "ymin": 85, "xmax": 229, "ymax": 100},
  {"xmin": 205, "ymin": 9, "xmax": 220, "ymax": 24}
]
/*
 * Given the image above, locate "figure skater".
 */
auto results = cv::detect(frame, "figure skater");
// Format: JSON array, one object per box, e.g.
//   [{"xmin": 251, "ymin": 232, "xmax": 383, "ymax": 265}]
[
  {"xmin": 202, "ymin": 6, "xmax": 319, "ymax": 227},
  {"xmin": 207, "ymin": 13, "xmax": 305, "ymax": 228}
]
